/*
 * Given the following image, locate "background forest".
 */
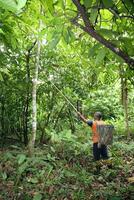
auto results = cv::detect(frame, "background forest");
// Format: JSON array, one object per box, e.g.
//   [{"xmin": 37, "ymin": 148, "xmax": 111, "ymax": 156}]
[{"xmin": 0, "ymin": 0, "xmax": 134, "ymax": 200}]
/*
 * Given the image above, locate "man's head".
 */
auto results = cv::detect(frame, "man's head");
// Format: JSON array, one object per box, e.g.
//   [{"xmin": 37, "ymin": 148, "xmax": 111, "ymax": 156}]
[{"xmin": 94, "ymin": 112, "xmax": 102, "ymax": 120}]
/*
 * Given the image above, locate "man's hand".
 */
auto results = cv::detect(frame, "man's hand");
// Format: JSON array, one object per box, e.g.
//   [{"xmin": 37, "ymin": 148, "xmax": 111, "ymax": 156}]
[{"xmin": 77, "ymin": 112, "xmax": 87, "ymax": 123}]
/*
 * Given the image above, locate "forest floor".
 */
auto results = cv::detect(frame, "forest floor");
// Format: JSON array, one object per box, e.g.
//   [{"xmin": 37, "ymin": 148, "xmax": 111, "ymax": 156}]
[{"xmin": 0, "ymin": 139, "xmax": 134, "ymax": 200}]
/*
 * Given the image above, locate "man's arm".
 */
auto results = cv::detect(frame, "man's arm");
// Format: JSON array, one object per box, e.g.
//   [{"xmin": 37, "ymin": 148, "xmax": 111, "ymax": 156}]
[
  {"xmin": 77, "ymin": 112, "xmax": 93, "ymax": 127},
  {"xmin": 77, "ymin": 112, "xmax": 88, "ymax": 123}
]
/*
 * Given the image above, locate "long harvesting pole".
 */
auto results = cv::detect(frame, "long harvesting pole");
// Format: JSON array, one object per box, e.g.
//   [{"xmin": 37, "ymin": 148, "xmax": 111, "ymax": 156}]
[{"xmin": 49, "ymin": 80, "xmax": 78, "ymax": 113}]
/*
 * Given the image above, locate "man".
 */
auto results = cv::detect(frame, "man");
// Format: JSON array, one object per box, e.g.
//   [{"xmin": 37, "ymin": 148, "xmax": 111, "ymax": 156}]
[{"xmin": 77, "ymin": 111, "xmax": 109, "ymax": 161}]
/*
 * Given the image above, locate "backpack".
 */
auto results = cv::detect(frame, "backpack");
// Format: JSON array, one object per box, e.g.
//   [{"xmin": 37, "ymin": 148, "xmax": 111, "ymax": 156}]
[{"xmin": 97, "ymin": 124, "xmax": 114, "ymax": 146}]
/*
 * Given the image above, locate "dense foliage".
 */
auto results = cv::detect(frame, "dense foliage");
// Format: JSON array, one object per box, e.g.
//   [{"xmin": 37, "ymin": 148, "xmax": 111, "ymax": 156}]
[
  {"xmin": 0, "ymin": 1, "xmax": 134, "ymax": 199},
  {"xmin": 0, "ymin": 138, "xmax": 134, "ymax": 199}
]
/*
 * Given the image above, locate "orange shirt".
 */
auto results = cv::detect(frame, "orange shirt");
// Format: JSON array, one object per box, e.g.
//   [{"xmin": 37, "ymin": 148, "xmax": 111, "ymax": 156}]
[{"xmin": 91, "ymin": 120, "xmax": 105, "ymax": 143}]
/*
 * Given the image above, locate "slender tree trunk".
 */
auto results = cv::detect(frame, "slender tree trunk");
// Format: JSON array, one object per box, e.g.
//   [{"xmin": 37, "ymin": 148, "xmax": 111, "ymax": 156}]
[
  {"xmin": 123, "ymin": 79, "xmax": 129, "ymax": 138},
  {"xmin": 23, "ymin": 51, "xmax": 31, "ymax": 145},
  {"xmin": 119, "ymin": 68, "xmax": 129, "ymax": 137},
  {"xmin": 23, "ymin": 41, "xmax": 36, "ymax": 146},
  {"xmin": 28, "ymin": 35, "xmax": 41, "ymax": 155},
  {"xmin": 120, "ymin": 70, "xmax": 124, "ymax": 106}
]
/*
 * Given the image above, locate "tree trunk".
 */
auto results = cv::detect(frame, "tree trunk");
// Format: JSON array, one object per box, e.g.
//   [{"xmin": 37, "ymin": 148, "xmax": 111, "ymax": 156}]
[
  {"xmin": 123, "ymin": 79, "xmax": 129, "ymax": 138},
  {"xmin": 23, "ymin": 41, "xmax": 36, "ymax": 146},
  {"xmin": 120, "ymin": 70, "xmax": 124, "ymax": 106},
  {"xmin": 28, "ymin": 37, "xmax": 41, "ymax": 155},
  {"xmin": 119, "ymin": 68, "xmax": 129, "ymax": 137}
]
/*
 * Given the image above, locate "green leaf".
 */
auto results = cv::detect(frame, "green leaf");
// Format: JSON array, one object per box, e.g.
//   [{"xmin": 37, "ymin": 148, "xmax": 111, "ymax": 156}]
[
  {"xmin": 0, "ymin": 73, "xmax": 3, "ymax": 81},
  {"xmin": 0, "ymin": 0, "xmax": 27, "ymax": 13},
  {"xmin": 63, "ymin": 28, "xmax": 75, "ymax": 44},
  {"xmin": 98, "ymin": 29, "xmax": 118, "ymax": 39},
  {"xmin": 1, "ymin": 172, "xmax": 7, "ymax": 180},
  {"xmin": 0, "ymin": 28, "xmax": 4, "ymax": 34},
  {"xmin": 0, "ymin": 68, "xmax": 10, "ymax": 75},
  {"xmin": 102, "ymin": 0, "xmax": 113, "ymax": 8},
  {"xmin": 33, "ymin": 193, "xmax": 42, "ymax": 200},
  {"xmin": 84, "ymin": 0, "xmax": 93, "ymax": 8},
  {"xmin": 57, "ymin": 0, "xmax": 65, "ymax": 10},
  {"xmin": 40, "ymin": 0, "xmax": 54, "ymax": 15},
  {"xmin": 88, "ymin": 43, "xmax": 102, "ymax": 57},
  {"xmin": 100, "ymin": 9, "xmax": 113, "ymax": 20},
  {"xmin": 17, "ymin": 154, "xmax": 26, "ymax": 165},
  {"xmin": 95, "ymin": 48, "xmax": 106, "ymax": 64},
  {"xmin": 46, "ymin": 0, "xmax": 54, "ymax": 13},
  {"xmin": 18, "ymin": 161, "xmax": 28, "ymax": 174},
  {"xmin": 63, "ymin": 29, "xmax": 70, "ymax": 44},
  {"xmin": 90, "ymin": 8, "xmax": 98, "ymax": 23},
  {"xmin": 28, "ymin": 177, "xmax": 38, "ymax": 184},
  {"xmin": 4, "ymin": 152, "xmax": 13, "ymax": 160},
  {"xmin": 49, "ymin": 34, "xmax": 61, "ymax": 49}
]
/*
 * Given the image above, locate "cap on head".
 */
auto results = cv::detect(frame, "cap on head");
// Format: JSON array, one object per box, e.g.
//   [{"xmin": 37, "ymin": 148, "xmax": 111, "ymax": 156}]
[{"xmin": 94, "ymin": 112, "xmax": 102, "ymax": 120}]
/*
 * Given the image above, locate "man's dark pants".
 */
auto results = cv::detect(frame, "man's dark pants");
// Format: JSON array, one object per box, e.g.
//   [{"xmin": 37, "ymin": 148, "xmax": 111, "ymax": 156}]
[{"xmin": 93, "ymin": 143, "xmax": 108, "ymax": 161}]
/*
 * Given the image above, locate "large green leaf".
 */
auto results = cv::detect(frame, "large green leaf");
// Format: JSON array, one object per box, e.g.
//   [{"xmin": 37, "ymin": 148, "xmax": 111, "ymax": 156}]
[
  {"xmin": 63, "ymin": 28, "xmax": 70, "ymax": 44},
  {"xmin": 0, "ymin": 28, "xmax": 4, "ymax": 34},
  {"xmin": 0, "ymin": 0, "xmax": 27, "ymax": 13},
  {"xmin": 33, "ymin": 193, "xmax": 42, "ymax": 200},
  {"xmin": 40, "ymin": 0, "xmax": 54, "ymax": 15},
  {"xmin": 0, "ymin": 73, "xmax": 3, "ymax": 81},
  {"xmin": 98, "ymin": 29, "xmax": 118, "ymax": 39},
  {"xmin": 63, "ymin": 28, "xmax": 75, "ymax": 44},
  {"xmin": 84, "ymin": 0, "xmax": 93, "ymax": 8},
  {"xmin": 46, "ymin": 0, "xmax": 54, "ymax": 14},
  {"xmin": 49, "ymin": 34, "xmax": 61, "ymax": 49},
  {"xmin": 95, "ymin": 48, "xmax": 106, "ymax": 64},
  {"xmin": 88, "ymin": 43, "xmax": 102, "ymax": 57},
  {"xmin": 17, "ymin": 154, "xmax": 26, "ymax": 165},
  {"xmin": 102, "ymin": 0, "xmax": 113, "ymax": 8},
  {"xmin": 90, "ymin": 8, "xmax": 98, "ymax": 23}
]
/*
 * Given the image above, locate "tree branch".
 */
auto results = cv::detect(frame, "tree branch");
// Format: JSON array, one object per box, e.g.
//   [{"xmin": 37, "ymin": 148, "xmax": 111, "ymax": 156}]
[
  {"xmin": 72, "ymin": 0, "xmax": 134, "ymax": 68},
  {"xmin": 109, "ymin": 8, "xmax": 134, "ymax": 19},
  {"xmin": 27, "ymin": 40, "xmax": 37, "ymax": 54},
  {"xmin": 120, "ymin": 15, "xmax": 134, "ymax": 19}
]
